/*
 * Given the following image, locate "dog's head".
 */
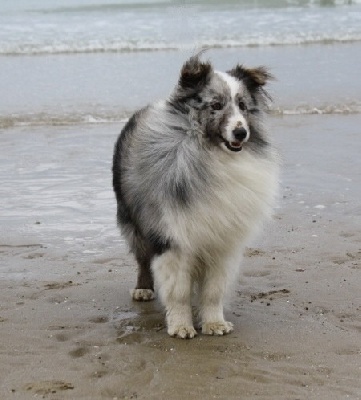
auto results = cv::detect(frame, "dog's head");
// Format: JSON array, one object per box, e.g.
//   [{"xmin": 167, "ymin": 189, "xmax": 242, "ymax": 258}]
[{"xmin": 170, "ymin": 55, "xmax": 273, "ymax": 153}]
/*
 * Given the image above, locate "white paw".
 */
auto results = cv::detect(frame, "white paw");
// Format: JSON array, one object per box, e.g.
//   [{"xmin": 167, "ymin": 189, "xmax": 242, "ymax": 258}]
[
  {"xmin": 168, "ymin": 325, "xmax": 197, "ymax": 339},
  {"xmin": 202, "ymin": 321, "xmax": 234, "ymax": 336},
  {"xmin": 130, "ymin": 288, "xmax": 155, "ymax": 302}
]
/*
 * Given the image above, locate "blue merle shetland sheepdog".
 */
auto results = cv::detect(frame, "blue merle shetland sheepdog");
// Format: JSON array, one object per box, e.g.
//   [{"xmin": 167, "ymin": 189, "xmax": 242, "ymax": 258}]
[{"xmin": 113, "ymin": 55, "xmax": 279, "ymax": 339}]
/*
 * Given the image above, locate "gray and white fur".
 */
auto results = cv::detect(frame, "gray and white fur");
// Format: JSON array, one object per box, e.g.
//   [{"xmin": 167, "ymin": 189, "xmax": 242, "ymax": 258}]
[{"xmin": 112, "ymin": 55, "xmax": 279, "ymax": 339}]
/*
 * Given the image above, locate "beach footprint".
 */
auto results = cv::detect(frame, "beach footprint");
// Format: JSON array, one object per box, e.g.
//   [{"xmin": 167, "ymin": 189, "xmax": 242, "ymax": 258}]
[{"xmin": 24, "ymin": 380, "xmax": 74, "ymax": 395}]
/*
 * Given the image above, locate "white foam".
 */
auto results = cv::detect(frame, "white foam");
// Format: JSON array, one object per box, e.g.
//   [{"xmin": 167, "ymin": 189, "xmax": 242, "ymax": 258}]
[
  {"xmin": 1, "ymin": 34, "xmax": 361, "ymax": 56},
  {"xmin": 0, "ymin": 113, "xmax": 129, "ymax": 129},
  {"xmin": 2, "ymin": 100, "xmax": 361, "ymax": 130},
  {"xmin": 1, "ymin": 1, "xmax": 361, "ymax": 55},
  {"xmin": 271, "ymin": 102, "xmax": 361, "ymax": 116}
]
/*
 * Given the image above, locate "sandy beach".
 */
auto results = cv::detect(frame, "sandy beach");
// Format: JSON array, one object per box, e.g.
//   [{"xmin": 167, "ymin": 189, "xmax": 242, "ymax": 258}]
[{"xmin": 1, "ymin": 114, "xmax": 360, "ymax": 399}]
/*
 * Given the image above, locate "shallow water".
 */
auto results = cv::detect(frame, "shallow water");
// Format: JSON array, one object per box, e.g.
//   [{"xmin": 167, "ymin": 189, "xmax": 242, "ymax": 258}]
[
  {"xmin": 1, "ymin": 115, "xmax": 360, "ymax": 272},
  {"xmin": 0, "ymin": 0, "xmax": 360, "ymax": 128},
  {"xmin": 0, "ymin": 125, "xmax": 122, "ymax": 267},
  {"xmin": 1, "ymin": 43, "xmax": 360, "ymax": 128}
]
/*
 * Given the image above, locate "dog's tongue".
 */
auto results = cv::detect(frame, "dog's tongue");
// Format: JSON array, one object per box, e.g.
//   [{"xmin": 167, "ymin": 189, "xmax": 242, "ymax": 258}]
[{"xmin": 230, "ymin": 141, "xmax": 242, "ymax": 148}]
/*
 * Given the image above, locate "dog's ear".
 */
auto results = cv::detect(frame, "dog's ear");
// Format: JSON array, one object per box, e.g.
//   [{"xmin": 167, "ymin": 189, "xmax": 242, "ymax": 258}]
[
  {"xmin": 228, "ymin": 65, "xmax": 274, "ymax": 90},
  {"xmin": 179, "ymin": 55, "xmax": 212, "ymax": 90}
]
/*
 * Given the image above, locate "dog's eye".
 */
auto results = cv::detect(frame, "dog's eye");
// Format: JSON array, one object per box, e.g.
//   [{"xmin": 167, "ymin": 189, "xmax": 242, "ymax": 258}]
[
  {"xmin": 238, "ymin": 101, "xmax": 247, "ymax": 111},
  {"xmin": 211, "ymin": 102, "xmax": 223, "ymax": 111}
]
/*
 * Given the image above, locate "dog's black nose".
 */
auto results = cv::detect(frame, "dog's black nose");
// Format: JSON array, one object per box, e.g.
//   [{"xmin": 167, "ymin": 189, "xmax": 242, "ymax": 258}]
[{"xmin": 233, "ymin": 127, "xmax": 248, "ymax": 141}]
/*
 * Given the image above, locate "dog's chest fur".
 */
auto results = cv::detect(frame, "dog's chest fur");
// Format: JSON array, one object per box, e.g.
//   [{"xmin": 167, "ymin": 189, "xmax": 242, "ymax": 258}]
[{"xmin": 162, "ymin": 146, "xmax": 278, "ymax": 255}]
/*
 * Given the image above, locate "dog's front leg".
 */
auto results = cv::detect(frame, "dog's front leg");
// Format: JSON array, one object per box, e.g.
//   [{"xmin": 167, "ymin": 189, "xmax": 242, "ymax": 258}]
[
  {"xmin": 152, "ymin": 251, "xmax": 196, "ymax": 339},
  {"xmin": 199, "ymin": 266, "xmax": 234, "ymax": 336}
]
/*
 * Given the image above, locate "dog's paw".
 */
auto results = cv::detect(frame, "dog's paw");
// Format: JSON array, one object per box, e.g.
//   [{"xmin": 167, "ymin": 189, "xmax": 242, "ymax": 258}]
[
  {"xmin": 168, "ymin": 325, "xmax": 197, "ymax": 339},
  {"xmin": 202, "ymin": 321, "xmax": 234, "ymax": 336},
  {"xmin": 130, "ymin": 288, "xmax": 155, "ymax": 302}
]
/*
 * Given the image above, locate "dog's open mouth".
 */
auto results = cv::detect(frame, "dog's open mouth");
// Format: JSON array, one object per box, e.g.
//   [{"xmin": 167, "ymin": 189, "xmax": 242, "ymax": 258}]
[{"xmin": 219, "ymin": 136, "xmax": 243, "ymax": 152}]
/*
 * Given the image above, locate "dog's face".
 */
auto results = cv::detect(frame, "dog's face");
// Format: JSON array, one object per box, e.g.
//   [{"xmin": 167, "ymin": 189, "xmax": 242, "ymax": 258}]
[{"xmin": 171, "ymin": 56, "xmax": 273, "ymax": 153}]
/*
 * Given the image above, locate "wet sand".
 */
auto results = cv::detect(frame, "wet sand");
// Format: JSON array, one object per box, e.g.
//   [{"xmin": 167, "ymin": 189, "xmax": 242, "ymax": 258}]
[{"xmin": 1, "ymin": 115, "xmax": 361, "ymax": 399}]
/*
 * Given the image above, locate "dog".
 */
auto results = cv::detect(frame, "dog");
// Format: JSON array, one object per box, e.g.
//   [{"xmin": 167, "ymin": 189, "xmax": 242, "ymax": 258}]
[{"xmin": 112, "ymin": 55, "xmax": 279, "ymax": 339}]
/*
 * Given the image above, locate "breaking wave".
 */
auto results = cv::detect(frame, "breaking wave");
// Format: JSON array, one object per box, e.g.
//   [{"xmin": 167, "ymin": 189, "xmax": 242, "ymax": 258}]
[{"xmin": 1, "ymin": 35, "xmax": 361, "ymax": 56}]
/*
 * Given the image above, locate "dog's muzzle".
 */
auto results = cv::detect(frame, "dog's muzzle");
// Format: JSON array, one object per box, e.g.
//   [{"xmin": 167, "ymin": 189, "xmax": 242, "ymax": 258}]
[{"xmin": 220, "ymin": 127, "xmax": 248, "ymax": 152}]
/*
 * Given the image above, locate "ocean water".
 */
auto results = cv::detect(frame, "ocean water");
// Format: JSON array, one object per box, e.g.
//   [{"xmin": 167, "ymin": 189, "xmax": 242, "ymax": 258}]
[
  {"xmin": 0, "ymin": 0, "xmax": 361, "ymax": 127},
  {"xmin": 2, "ymin": 0, "xmax": 361, "ymax": 54}
]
